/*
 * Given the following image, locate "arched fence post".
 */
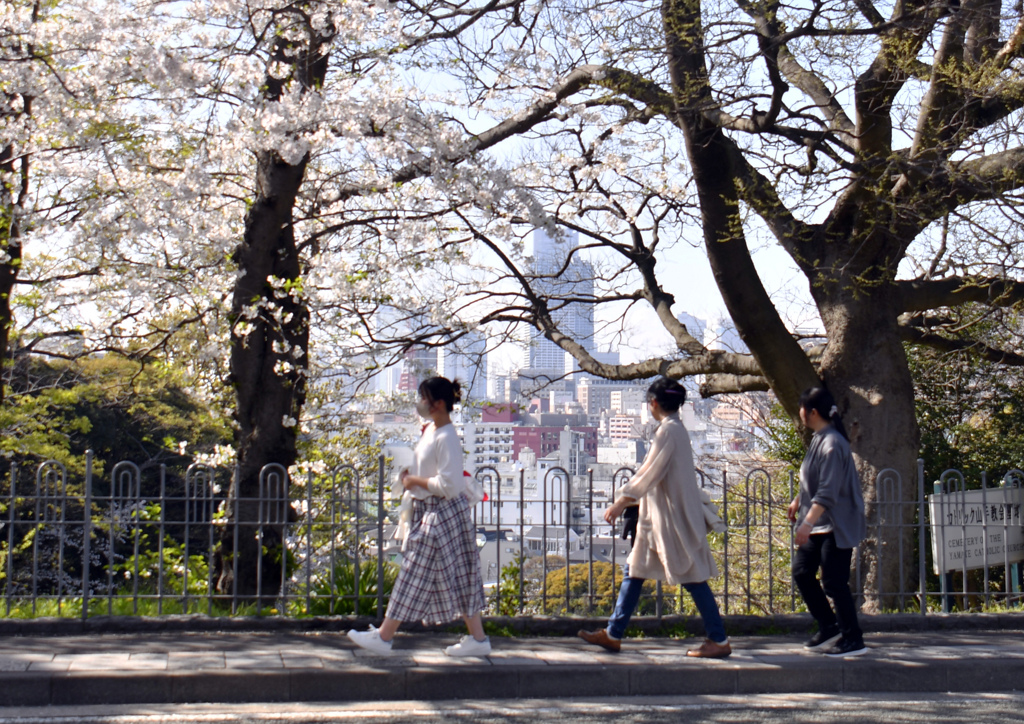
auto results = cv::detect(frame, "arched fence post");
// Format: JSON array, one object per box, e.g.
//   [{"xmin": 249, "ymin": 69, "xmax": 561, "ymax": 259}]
[
  {"xmin": 33, "ymin": 459, "xmax": 68, "ymax": 617},
  {"xmin": 1003, "ymin": 469, "xmax": 1024, "ymax": 603},
  {"xmin": 106, "ymin": 461, "xmax": 142, "ymax": 615},
  {"xmin": 184, "ymin": 462, "xmax": 218, "ymax": 616},
  {"xmin": 873, "ymin": 466, "xmax": 903, "ymax": 611},
  {"xmin": 473, "ymin": 465, "xmax": 502, "ymax": 612},
  {"xmin": 256, "ymin": 463, "xmax": 289, "ymax": 616},
  {"xmin": 81, "ymin": 451, "xmax": 92, "ymax": 621}
]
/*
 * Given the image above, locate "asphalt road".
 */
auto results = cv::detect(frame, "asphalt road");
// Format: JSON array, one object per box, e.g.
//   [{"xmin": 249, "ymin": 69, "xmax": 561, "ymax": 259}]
[{"xmin": 0, "ymin": 693, "xmax": 1022, "ymax": 723}]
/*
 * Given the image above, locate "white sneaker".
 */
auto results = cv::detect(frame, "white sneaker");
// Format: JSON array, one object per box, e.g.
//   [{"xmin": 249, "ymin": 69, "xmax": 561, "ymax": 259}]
[
  {"xmin": 444, "ymin": 635, "xmax": 492, "ymax": 657},
  {"xmin": 347, "ymin": 626, "xmax": 394, "ymax": 656}
]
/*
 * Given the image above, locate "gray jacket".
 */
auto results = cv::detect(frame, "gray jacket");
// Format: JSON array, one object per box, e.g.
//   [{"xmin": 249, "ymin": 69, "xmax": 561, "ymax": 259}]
[{"xmin": 798, "ymin": 425, "xmax": 866, "ymax": 549}]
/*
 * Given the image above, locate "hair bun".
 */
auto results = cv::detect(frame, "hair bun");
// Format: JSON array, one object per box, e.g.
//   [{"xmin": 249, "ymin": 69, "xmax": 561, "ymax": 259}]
[{"xmin": 451, "ymin": 379, "xmax": 463, "ymax": 404}]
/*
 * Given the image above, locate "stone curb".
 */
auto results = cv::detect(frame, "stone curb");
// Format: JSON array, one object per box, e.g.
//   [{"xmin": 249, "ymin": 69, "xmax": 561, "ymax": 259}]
[
  {"xmin": 0, "ymin": 611, "xmax": 1022, "ymax": 637},
  {"xmin": 0, "ymin": 655, "xmax": 1021, "ymax": 707}
]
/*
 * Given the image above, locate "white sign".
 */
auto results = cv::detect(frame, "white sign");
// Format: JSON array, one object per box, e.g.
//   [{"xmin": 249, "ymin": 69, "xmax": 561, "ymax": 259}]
[{"xmin": 928, "ymin": 487, "xmax": 1024, "ymax": 574}]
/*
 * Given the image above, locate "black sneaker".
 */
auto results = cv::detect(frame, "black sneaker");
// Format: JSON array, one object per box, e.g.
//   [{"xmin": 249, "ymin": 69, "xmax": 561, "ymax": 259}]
[
  {"xmin": 825, "ymin": 638, "xmax": 868, "ymax": 658},
  {"xmin": 804, "ymin": 626, "xmax": 842, "ymax": 651}
]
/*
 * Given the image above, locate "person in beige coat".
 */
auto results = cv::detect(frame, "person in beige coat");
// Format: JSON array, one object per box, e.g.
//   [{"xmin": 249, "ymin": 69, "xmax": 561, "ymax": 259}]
[{"xmin": 579, "ymin": 377, "xmax": 730, "ymax": 658}]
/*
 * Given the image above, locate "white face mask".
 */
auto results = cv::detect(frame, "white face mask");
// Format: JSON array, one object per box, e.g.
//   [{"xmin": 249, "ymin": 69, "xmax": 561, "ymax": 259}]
[{"xmin": 415, "ymin": 400, "xmax": 432, "ymax": 419}]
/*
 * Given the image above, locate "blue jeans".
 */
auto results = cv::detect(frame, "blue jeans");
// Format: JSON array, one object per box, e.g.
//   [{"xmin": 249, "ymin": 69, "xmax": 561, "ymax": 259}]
[{"xmin": 606, "ymin": 567, "xmax": 727, "ymax": 643}]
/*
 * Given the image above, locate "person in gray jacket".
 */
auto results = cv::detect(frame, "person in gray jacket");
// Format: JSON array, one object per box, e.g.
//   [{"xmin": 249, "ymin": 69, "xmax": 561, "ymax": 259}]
[{"xmin": 787, "ymin": 386, "xmax": 868, "ymax": 658}]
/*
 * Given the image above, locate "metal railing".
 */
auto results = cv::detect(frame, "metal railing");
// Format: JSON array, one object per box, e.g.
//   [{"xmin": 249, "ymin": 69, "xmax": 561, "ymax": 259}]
[{"xmin": 1, "ymin": 452, "xmax": 1021, "ymax": 619}]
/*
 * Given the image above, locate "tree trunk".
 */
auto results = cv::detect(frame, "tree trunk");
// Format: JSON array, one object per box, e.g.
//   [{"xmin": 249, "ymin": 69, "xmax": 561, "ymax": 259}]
[
  {"xmin": 0, "ymin": 142, "xmax": 24, "ymax": 405},
  {"xmin": 215, "ymin": 20, "xmax": 329, "ymax": 601},
  {"xmin": 817, "ymin": 286, "xmax": 920, "ymax": 611},
  {"xmin": 216, "ymin": 148, "xmax": 311, "ymax": 602}
]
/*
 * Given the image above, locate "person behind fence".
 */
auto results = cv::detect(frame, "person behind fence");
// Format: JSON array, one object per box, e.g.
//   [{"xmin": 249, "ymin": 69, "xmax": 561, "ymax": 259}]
[
  {"xmin": 578, "ymin": 377, "xmax": 731, "ymax": 658},
  {"xmin": 347, "ymin": 376, "xmax": 489, "ymax": 657},
  {"xmin": 787, "ymin": 385, "xmax": 868, "ymax": 658}
]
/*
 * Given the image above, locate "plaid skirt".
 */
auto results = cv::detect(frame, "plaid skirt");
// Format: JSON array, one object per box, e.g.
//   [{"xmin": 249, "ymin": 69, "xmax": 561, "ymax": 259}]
[{"xmin": 386, "ymin": 494, "xmax": 486, "ymax": 624}]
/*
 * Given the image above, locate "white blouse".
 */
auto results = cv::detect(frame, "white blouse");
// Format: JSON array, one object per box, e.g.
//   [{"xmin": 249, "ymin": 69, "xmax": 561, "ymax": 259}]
[{"xmin": 408, "ymin": 422, "xmax": 466, "ymax": 500}]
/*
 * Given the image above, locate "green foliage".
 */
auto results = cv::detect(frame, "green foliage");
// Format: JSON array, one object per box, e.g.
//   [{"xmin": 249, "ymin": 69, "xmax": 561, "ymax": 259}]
[
  {"xmin": 110, "ymin": 503, "xmax": 214, "ymax": 597},
  {"xmin": 909, "ymin": 341, "xmax": 1024, "ymax": 485},
  {"xmin": 481, "ymin": 620, "xmax": 517, "ymax": 638},
  {"xmin": 0, "ymin": 353, "xmax": 231, "ymax": 479},
  {"xmin": 758, "ymin": 402, "xmax": 805, "ymax": 471},
  {"xmin": 0, "ymin": 354, "xmax": 231, "ymax": 601},
  {"xmin": 0, "ymin": 595, "xmax": 270, "ymax": 619},
  {"xmin": 296, "ymin": 426, "xmax": 388, "ymax": 498},
  {"xmin": 540, "ymin": 561, "xmax": 656, "ymax": 616},
  {"xmin": 494, "ymin": 555, "xmax": 524, "ymax": 616},
  {"xmin": 305, "ymin": 558, "xmax": 398, "ymax": 616}
]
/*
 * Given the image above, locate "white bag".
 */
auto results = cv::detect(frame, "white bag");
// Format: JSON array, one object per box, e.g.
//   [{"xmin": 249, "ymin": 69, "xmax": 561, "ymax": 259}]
[{"xmin": 700, "ymin": 488, "xmax": 727, "ymax": 533}]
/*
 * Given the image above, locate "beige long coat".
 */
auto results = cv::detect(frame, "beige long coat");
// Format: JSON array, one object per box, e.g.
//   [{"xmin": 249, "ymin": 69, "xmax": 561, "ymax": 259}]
[{"xmin": 616, "ymin": 412, "xmax": 719, "ymax": 585}]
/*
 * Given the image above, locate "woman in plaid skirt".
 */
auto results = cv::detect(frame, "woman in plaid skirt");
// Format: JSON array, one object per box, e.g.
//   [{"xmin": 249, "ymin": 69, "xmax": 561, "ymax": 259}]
[{"xmin": 348, "ymin": 376, "xmax": 489, "ymax": 657}]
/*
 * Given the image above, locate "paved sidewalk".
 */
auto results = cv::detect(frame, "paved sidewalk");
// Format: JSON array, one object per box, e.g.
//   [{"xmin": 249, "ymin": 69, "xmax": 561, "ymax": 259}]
[{"xmin": 0, "ymin": 626, "xmax": 1021, "ymax": 706}]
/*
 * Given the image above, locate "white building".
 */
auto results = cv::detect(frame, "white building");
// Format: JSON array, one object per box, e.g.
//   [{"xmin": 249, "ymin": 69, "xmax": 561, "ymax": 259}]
[
  {"xmin": 460, "ymin": 417, "xmax": 518, "ymax": 472},
  {"xmin": 596, "ymin": 441, "xmax": 644, "ymax": 467},
  {"xmin": 473, "ymin": 448, "xmax": 584, "ymax": 529},
  {"xmin": 608, "ymin": 414, "xmax": 643, "ymax": 441},
  {"xmin": 577, "ymin": 377, "xmax": 648, "ymax": 426},
  {"xmin": 611, "ymin": 387, "xmax": 647, "ymax": 415}
]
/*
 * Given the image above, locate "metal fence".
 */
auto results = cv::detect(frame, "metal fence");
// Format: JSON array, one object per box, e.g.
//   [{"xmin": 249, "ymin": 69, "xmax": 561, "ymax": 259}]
[{"xmin": 1, "ymin": 452, "xmax": 1022, "ymax": 620}]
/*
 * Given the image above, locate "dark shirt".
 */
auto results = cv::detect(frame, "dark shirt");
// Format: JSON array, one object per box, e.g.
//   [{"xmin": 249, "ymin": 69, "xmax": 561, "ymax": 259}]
[{"xmin": 798, "ymin": 425, "xmax": 867, "ymax": 549}]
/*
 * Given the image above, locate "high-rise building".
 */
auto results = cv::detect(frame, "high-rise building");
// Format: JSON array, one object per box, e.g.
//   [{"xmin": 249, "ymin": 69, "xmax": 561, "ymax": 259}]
[
  {"xmin": 397, "ymin": 346, "xmax": 440, "ymax": 392},
  {"xmin": 707, "ymin": 317, "xmax": 747, "ymax": 353},
  {"xmin": 368, "ymin": 307, "xmax": 487, "ymax": 399},
  {"xmin": 522, "ymin": 228, "xmax": 596, "ymax": 375},
  {"xmin": 676, "ymin": 312, "xmax": 708, "ymax": 348},
  {"xmin": 577, "ymin": 376, "xmax": 649, "ymax": 426},
  {"xmin": 438, "ymin": 331, "xmax": 488, "ymax": 402}
]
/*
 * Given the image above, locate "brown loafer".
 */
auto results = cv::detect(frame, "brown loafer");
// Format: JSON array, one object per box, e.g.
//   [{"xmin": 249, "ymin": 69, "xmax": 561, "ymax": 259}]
[
  {"xmin": 686, "ymin": 638, "xmax": 732, "ymax": 658},
  {"xmin": 577, "ymin": 629, "xmax": 621, "ymax": 653}
]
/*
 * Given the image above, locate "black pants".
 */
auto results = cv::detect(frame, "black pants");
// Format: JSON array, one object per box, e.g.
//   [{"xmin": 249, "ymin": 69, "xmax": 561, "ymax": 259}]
[{"xmin": 792, "ymin": 532, "xmax": 863, "ymax": 644}]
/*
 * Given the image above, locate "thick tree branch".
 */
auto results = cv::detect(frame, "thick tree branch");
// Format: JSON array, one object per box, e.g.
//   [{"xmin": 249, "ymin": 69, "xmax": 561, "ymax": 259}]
[
  {"xmin": 948, "ymin": 148, "xmax": 1024, "ymax": 206},
  {"xmin": 777, "ymin": 47, "xmax": 856, "ymax": 141},
  {"xmin": 854, "ymin": 0, "xmax": 943, "ymax": 159},
  {"xmin": 898, "ymin": 276, "xmax": 1024, "ymax": 313},
  {"xmin": 908, "ymin": 5, "xmax": 970, "ymax": 160},
  {"xmin": 993, "ymin": 17, "xmax": 1024, "ymax": 67},
  {"xmin": 852, "ymin": 0, "xmax": 886, "ymax": 27},
  {"xmin": 729, "ymin": 144, "xmax": 817, "ymax": 268},
  {"xmin": 700, "ymin": 374, "xmax": 771, "ymax": 396},
  {"xmin": 904, "ymin": 148, "xmax": 1024, "ymax": 230},
  {"xmin": 661, "ymin": 0, "xmax": 820, "ymax": 420},
  {"xmin": 899, "ymin": 324, "xmax": 1024, "ymax": 365}
]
